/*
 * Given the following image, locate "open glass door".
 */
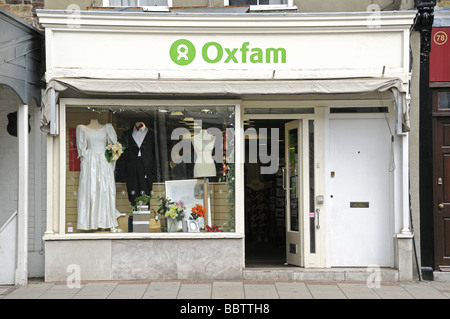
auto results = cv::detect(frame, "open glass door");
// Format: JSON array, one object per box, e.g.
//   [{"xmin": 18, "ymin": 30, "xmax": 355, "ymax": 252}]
[{"xmin": 284, "ymin": 120, "xmax": 302, "ymax": 266}]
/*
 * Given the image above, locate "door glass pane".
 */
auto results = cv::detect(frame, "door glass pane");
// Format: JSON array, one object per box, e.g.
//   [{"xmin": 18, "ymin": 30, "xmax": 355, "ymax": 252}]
[
  {"xmin": 309, "ymin": 120, "xmax": 315, "ymax": 253},
  {"xmin": 288, "ymin": 128, "xmax": 299, "ymax": 232},
  {"xmin": 439, "ymin": 92, "xmax": 450, "ymax": 110}
]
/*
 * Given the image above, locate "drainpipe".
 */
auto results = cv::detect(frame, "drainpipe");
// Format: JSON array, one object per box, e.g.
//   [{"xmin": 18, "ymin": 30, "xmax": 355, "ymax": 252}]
[{"xmin": 415, "ymin": 0, "xmax": 436, "ymax": 281}]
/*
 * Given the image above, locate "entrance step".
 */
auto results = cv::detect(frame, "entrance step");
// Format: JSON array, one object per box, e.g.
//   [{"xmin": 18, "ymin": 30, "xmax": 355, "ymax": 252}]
[
  {"xmin": 434, "ymin": 271, "xmax": 450, "ymax": 282},
  {"xmin": 243, "ymin": 267, "xmax": 399, "ymax": 282}
]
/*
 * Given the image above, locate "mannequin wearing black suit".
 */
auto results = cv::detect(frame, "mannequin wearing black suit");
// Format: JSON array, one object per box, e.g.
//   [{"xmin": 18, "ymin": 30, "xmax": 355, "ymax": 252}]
[{"xmin": 120, "ymin": 122, "xmax": 156, "ymax": 206}]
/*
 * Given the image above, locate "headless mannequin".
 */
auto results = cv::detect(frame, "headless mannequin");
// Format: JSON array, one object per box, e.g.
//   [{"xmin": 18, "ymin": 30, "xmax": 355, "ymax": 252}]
[
  {"xmin": 87, "ymin": 119, "xmax": 104, "ymax": 129},
  {"xmin": 133, "ymin": 122, "xmax": 148, "ymax": 156},
  {"xmin": 192, "ymin": 130, "xmax": 216, "ymax": 178},
  {"xmin": 121, "ymin": 121, "xmax": 155, "ymax": 206}
]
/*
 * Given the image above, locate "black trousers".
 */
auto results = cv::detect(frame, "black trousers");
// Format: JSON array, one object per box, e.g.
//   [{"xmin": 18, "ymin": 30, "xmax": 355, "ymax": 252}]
[{"xmin": 126, "ymin": 157, "xmax": 152, "ymax": 206}]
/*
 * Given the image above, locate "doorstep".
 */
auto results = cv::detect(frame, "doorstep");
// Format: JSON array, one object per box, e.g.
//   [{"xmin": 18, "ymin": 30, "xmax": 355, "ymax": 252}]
[
  {"xmin": 243, "ymin": 267, "xmax": 399, "ymax": 282},
  {"xmin": 433, "ymin": 271, "xmax": 450, "ymax": 282}
]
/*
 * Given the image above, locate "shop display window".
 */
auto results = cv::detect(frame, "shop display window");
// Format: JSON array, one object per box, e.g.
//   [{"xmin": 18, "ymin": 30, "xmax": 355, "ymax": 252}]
[{"xmin": 65, "ymin": 105, "xmax": 236, "ymax": 234}]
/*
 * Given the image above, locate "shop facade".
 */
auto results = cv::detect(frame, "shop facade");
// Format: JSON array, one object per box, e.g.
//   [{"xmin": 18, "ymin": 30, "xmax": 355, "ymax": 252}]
[{"xmin": 37, "ymin": 9, "xmax": 417, "ymax": 281}]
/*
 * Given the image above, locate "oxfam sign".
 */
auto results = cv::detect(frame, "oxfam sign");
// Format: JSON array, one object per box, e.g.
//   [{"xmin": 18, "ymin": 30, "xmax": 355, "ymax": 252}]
[{"xmin": 170, "ymin": 39, "xmax": 287, "ymax": 66}]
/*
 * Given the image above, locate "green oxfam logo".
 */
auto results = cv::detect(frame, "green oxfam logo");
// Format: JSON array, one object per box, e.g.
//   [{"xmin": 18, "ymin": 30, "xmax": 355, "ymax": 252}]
[
  {"xmin": 170, "ymin": 39, "xmax": 196, "ymax": 66},
  {"xmin": 170, "ymin": 39, "xmax": 287, "ymax": 66}
]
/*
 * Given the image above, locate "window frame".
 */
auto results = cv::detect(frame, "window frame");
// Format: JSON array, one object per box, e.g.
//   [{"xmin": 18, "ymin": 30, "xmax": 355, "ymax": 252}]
[
  {"xmin": 48, "ymin": 98, "xmax": 244, "ymax": 239},
  {"xmin": 223, "ymin": 0, "xmax": 296, "ymax": 11},
  {"xmin": 102, "ymin": 0, "xmax": 173, "ymax": 11}
]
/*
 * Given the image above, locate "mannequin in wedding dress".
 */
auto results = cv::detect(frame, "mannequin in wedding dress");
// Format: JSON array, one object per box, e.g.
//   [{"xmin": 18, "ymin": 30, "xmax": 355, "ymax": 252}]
[
  {"xmin": 192, "ymin": 129, "xmax": 217, "ymax": 178},
  {"xmin": 76, "ymin": 119, "xmax": 122, "ymax": 231}
]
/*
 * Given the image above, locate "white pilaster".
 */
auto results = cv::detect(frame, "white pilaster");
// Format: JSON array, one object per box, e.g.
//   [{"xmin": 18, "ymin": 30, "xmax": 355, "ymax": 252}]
[{"xmin": 15, "ymin": 104, "xmax": 29, "ymax": 286}]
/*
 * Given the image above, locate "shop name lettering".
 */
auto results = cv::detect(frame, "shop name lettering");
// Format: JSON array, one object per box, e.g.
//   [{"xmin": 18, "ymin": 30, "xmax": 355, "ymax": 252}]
[
  {"xmin": 170, "ymin": 39, "xmax": 287, "ymax": 66},
  {"xmin": 171, "ymin": 120, "xmax": 279, "ymax": 175}
]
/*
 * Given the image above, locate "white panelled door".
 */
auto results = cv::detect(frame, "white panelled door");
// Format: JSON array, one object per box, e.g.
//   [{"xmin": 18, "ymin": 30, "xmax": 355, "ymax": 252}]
[{"xmin": 328, "ymin": 117, "xmax": 393, "ymax": 267}]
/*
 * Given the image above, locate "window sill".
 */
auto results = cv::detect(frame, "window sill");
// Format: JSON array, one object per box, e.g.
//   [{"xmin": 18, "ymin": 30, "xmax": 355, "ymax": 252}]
[{"xmin": 43, "ymin": 232, "xmax": 244, "ymax": 241}]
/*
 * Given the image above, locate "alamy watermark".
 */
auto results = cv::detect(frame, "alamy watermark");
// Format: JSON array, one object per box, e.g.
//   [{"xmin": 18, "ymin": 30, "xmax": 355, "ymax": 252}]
[
  {"xmin": 66, "ymin": 4, "xmax": 81, "ymax": 29},
  {"xmin": 366, "ymin": 265, "xmax": 381, "ymax": 289},
  {"xmin": 171, "ymin": 120, "xmax": 279, "ymax": 175},
  {"xmin": 66, "ymin": 264, "xmax": 81, "ymax": 289}
]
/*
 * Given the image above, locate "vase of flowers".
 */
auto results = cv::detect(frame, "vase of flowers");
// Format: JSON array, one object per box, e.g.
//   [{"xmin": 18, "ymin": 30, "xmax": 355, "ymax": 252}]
[
  {"xmin": 191, "ymin": 204, "xmax": 206, "ymax": 230},
  {"xmin": 165, "ymin": 200, "xmax": 185, "ymax": 232}
]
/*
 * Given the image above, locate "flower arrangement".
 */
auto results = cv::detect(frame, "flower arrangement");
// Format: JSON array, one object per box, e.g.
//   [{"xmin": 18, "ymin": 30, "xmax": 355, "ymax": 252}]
[
  {"xmin": 190, "ymin": 204, "xmax": 206, "ymax": 220},
  {"xmin": 206, "ymin": 225, "xmax": 223, "ymax": 232},
  {"xmin": 105, "ymin": 142, "xmax": 124, "ymax": 163},
  {"xmin": 165, "ymin": 200, "xmax": 185, "ymax": 221}
]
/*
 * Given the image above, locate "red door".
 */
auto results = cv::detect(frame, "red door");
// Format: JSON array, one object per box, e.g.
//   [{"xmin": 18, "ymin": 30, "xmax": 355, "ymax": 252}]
[{"xmin": 434, "ymin": 117, "xmax": 450, "ymax": 271}]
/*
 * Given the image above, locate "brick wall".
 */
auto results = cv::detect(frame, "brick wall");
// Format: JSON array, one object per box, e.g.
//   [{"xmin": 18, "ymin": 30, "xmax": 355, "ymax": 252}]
[{"xmin": 0, "ymin": 0, "xmax": 44, "ymax": 25}]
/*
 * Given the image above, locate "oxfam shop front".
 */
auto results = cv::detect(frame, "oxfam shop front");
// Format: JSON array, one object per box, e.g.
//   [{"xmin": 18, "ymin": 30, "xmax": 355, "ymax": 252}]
[{"xmin": 38, "ymin": 10, "xmax": 416, "ymax": 281}]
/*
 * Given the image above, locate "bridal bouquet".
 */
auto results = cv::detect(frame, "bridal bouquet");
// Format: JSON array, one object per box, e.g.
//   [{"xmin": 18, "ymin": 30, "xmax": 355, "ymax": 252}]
[{"xmin": 105, "ymin": 142, "xmax": 124, "ymax": 163}]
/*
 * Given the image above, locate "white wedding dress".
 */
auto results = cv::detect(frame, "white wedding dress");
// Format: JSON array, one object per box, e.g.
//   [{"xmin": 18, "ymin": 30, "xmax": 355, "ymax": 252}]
[{"xmin": 76, "ymin": 123, "xmax": 120, "ymax": 230}]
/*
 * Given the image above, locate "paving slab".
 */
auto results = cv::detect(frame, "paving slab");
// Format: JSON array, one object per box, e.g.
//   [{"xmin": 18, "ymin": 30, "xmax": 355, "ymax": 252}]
[
  {"xmin": 275, "ymin": 282, "xmax": 313, "ymax": 299},
  {"xmin": 212, "ymin": 281, "xmax": 245, "ymax": 299},
  {"xmin": 177, "ymin": 283, "xmax": 212, "ymax": 299},
  {"xmin": 306, "ymin": 282, "xmax": 347, "ymax": 299},
  {"xmin": 143, "ymin": 281, "xmax": 181, "ymax": 299},
  {"xmin": 244, "ymin": 283, "xmax": 279, "ymax": 299},
  {"xmin": 337, "ymin": 283, "xmax": 381, "ymax": 299},
  {"xmin": 72, "ymin": 282, "xmax": 118, "ymax": 299},
  {"xmin": 107, "ymin": 283, "xmax": 148, "ymax": 299},
  {"xmin": 37, "ymin": 283, "xmax": 83, "ymax": 299},
  {"xmin": 400, "ymin": 282, "xmax": 448, "ymax": 299},
  {"xmin": 4, "ymin": 284, "xmax": 53, "ymax": 299},
  {"xmin": 371, "ymin": 283, "xmax": 414, "ymax": 299}
]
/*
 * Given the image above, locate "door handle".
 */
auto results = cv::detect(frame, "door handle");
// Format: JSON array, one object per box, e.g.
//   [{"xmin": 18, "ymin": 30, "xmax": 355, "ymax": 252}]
[
  {"xmin": 439, "ymin": 203, "xmax": 445, "ymax": 209},
  {"xmin": 315, "ymin": 208, "xmax": 320, "ymax": 229},
  {"xmin": 282, "ymin": 167, "xmax": 290, "ymax": 191}
]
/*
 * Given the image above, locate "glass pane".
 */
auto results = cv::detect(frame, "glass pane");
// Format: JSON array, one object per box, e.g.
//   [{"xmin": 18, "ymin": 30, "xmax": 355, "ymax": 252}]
[
  {"xmin": 439, "ymin": 92, "xmax": 450, "ymax": 110},
  {"xmin": 109, "ymin": 0, "xmax": 168, "ymax": 6},
  {"xmin": 245, "ymin": 108, "xmax": 314, "ymax": 114},
  {"xmin": 308, "ymin": 120, "xmax": 315, "ymax": 253},
  {"xmin": 259, "ymin": 0, "xmax": 287, "ymax": 4},
  {"xmin": 288, "ymin": 128, "xmax": 299, "ymax": 232},
  {"xmin": 65, "ymin": 105, "xmax": 235, "ymax": 234},
  {"xmin": 229, "ymin": 0, "xmax": 257, "ymax": 5}
]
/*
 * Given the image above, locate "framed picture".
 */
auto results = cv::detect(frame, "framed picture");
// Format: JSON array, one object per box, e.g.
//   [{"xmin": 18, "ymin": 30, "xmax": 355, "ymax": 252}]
[
  {"xmin": 183, "ymin": 220, "xmax": 200, "ymax": 233},
  {"xmin": 165, "ymin": 179, "xmax": 204, "ymax": 219}
]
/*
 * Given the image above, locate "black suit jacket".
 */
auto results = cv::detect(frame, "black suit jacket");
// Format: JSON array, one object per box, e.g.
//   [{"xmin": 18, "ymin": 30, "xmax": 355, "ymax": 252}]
[{"xmin": 120, "ymin": 127, "xmax": 157, "ymax": 201}]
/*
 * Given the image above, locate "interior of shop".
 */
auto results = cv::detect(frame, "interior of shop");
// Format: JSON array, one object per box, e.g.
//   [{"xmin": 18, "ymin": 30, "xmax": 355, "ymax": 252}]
[{"xmin": 244, "ymin": 119, "xmax": 288, "ymax": 267}]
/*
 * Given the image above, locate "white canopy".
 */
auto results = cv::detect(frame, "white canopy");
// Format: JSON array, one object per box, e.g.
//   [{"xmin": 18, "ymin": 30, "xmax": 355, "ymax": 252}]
[{"xmin": 40, "ymin": 77, "xmax": 410, "ymax": 133}]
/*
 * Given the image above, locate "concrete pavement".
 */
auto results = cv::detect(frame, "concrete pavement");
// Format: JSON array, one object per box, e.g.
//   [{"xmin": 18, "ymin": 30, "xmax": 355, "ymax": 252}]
[{"xmin": 1, "ymin": 279, "xmax": 450, "ymax": 299}]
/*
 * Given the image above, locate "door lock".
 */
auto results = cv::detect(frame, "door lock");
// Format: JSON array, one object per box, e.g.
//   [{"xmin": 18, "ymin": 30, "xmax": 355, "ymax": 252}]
[{"xmin": 438, "ymin": 178, "xmax": 443, "ymax": 185}]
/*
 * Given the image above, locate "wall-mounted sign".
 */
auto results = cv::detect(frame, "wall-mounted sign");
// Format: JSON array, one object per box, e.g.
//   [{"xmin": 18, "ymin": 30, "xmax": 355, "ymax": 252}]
[
  {"xmin": 430, "ymin": 27, "xmax": 450, "ymax": 82},
  {"xmin": 169, "ymin": 39, "xmax": 287, "ymax": 66}
]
